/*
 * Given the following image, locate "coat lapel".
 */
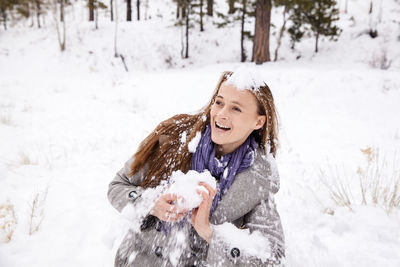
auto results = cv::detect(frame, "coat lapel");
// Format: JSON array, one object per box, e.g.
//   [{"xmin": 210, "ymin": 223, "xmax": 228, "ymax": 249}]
[{"xmin": 210, "ymin": 150, "xmax": 272, "ymax": 225}]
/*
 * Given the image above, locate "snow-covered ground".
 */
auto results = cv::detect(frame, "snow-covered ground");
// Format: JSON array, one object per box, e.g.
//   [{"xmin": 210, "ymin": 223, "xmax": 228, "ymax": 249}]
[{"xmin": 1, "ymin": 0, "xmax": 400, "ymax": 266}]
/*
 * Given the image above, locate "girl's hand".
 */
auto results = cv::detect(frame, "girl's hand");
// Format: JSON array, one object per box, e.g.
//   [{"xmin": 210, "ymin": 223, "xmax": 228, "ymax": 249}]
[
  {"xmin": 191, "ymin": 182, "xmax": 217, "ymax": 243},
  {"xmin": 150, "ymin": 193, "xmax": 188, "ymax": 222}
]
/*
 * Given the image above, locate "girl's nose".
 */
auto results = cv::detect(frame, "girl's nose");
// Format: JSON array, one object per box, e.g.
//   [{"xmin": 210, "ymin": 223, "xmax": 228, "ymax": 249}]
[{"xmin": 217, "ymin": 106, "xmax": 229, "ymax": 119}]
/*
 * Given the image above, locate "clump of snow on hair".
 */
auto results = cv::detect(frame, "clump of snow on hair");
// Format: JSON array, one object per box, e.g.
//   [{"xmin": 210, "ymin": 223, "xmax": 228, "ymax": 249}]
[
  {"xmin": 225, "ymin": 67, "xmax": 265, "ymax": 92},
  {"xmin": 188, "ymin": 131, "xmax": 202, "ymax": 153}
]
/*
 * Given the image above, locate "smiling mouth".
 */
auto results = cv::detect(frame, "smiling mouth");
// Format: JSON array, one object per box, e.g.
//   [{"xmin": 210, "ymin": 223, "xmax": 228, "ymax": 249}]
[{"xmin": 215, "ymin": 121, "xmax": 231, "ymax": 131}]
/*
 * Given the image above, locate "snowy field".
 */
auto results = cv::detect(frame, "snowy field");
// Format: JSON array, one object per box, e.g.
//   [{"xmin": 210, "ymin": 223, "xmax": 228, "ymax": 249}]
[{"xmin": 1, "ymin": 0, "xmax": 400, "ymax": 266}]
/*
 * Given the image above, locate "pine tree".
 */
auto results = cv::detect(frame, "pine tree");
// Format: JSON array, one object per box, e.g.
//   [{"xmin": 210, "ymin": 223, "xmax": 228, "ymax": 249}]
[
  {"xmin": 191, "ymin": 0, "xmax": 205, "ymax": 31},
  {"xmin": 89, "ymin": 0, "xmax": 94, "ymax": 20},
  {"xmin": 228, "ymin": 0, "xmax": 235, "ymax": 14},
  {"xmin": 127, "ymin": 0, "xmax": 132, "ymax": 21},
  {"xmin": 174, "ymin": 0, "xmax": 192, "ymax": 58},
  {"xmin": 207, "ymin": 0, "xmax": 213, "ymax": 16},
  {"xmin": 288, "ymin": 0, "xmax": 341, "ymax": 53},
  {"xmin": 0, "ymin": 0, "xmax": 20, "ymax": 30},
  {"xmin": 110, "ymin": 0, "xmax": 113, "ymax": 21},
  {"xmin": 94, "ymin": 0, "xmax": 107, "ymax": 28},
  {"xmin": 136, "ymin": 0, "xmax": 140, "ymax": 20},
  {"xmin": 215, "ymin": 0, "xmax": 255, "ymax": 62}
]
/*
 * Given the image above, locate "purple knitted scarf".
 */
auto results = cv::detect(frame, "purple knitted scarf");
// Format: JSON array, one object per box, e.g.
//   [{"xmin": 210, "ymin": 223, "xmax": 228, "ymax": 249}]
[
  {"xmin": 191, "ymin": 123, "xmax": 258, "ymax": 214},
  {"xmin": 158, "ymin": 124, "xmax": 257, "ymax": 234}
]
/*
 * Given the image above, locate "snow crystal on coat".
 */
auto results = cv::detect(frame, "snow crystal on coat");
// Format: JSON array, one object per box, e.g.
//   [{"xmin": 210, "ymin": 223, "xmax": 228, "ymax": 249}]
[
  {"xmin": 169, "ymin": 230, "xmax": 187, "ymax": 266},
  {"xmin": 188, "ymin": 131, "xmax": 202, "ymax": 153},
  {"xmin": 225, "ymin": 67, "xmax": 265, "ymax": 92},
  {"xmin": 213, "ymin": 222, "xmax": 272, "ymax": 263},
  {"xmin": 166, "ymin": 170, "xmax": 217, "ymax": 210}
]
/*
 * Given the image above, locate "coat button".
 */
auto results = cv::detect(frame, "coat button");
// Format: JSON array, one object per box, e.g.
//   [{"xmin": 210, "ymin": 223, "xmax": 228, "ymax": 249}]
[
  {"xmin": 155, "ymin": 221, "xmax": 162, "ymax": 232},
  {"xmin": 155, "ymin": 246, "xmax": 163, "ymax": 258},
  {"xmin": 128, "ymin": 191, "xmax": 138, "ymax": 199},
  {"xmin": 230, "ymin": 247, "xmax": 240, "ymax": 258}
]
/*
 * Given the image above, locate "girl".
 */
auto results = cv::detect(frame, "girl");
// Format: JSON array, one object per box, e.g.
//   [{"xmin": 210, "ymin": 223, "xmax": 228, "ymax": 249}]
[{"xmin": 108, "ymin": 70, "xmax": 285, "ymax": 266}]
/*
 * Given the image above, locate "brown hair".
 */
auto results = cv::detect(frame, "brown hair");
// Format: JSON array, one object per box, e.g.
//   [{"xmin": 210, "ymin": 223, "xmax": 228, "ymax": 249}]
[{"xmin": 129, "ymin": 71, "xmax": 279, "ymax": 188}]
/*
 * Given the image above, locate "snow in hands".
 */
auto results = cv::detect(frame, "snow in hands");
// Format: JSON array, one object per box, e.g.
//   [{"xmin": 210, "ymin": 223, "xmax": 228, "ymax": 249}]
[{"xmin": 166, "ymin": 170, "xmax": 217, "ymax": 210}]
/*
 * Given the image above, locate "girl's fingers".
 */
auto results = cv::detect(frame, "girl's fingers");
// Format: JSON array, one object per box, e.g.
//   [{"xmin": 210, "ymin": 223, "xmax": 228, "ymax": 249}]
[
  {"xmin": 199, "ymin": 182, "xmax": 217, "ymax": 197},
  {"xmin": 158, "ymin": 198, "xmax": 178, "ymax": 213}
]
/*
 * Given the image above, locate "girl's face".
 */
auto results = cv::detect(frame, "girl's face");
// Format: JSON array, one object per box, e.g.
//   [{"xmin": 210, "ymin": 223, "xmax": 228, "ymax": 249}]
[{"xmin": 210, "ymin": 82, "xmax": 266, "ymax": 155}]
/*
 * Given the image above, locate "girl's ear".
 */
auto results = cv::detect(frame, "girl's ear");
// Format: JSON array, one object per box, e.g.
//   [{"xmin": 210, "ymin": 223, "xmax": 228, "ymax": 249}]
[{"xmin": 254, "ymin": 115, "xmax": 266, "ymax": 130}]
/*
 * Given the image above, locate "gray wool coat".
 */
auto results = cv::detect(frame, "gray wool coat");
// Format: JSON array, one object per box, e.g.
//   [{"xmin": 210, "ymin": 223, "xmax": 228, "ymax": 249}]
[{"xmin": 107, "ymin": 149, "xmax": 285, "ymax": 267}]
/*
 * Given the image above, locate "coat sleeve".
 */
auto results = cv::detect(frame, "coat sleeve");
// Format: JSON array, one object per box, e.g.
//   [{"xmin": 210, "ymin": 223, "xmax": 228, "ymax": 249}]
[
  {"xmin": 107, "ymin": 155, "xmax": 147, "ymax": 212},
  {"xmin": 205, "ymin": 154, "xmax": 285, "ymax": 267}
]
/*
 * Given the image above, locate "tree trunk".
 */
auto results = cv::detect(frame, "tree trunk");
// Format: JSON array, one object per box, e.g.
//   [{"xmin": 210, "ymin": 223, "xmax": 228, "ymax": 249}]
[
  {"xmin": 369, "ymin": 1, "xmax": 373, "ymax": 14},
  {"xmin": 200, "ymin": 0, "xmax": 204, "ymax": 31},
  {"xmin": 89, "ymin": 0, "xmax": 94, "ymax": 21},
  {"xmin": 55, "ymin": 0, "xmax": 66, "ymax": 51},
  {"xmin": 185, "ymin": 0, "xmax": 189, "ymax": 58},
  {"xmin": 61, "ymin": 1, "xmax": 66, "ymax": 51},
  {"xmin": 30, "ymin": 2, "xmax": 35, "ymax": 27},
  {"xmin": 228, "ymin": 0, "xmax": 235, "ymax": 14},
  {"xmin": 26, "ymin": 1, "xmax": 31, "ymax": 19},
  {"xmin": 60, "ymin": 0, "xmax": 64, "ymax": 22},
  {"xmin": 273, "ymin": 5, "xmax": 287, "ymax": 61},
  {"xmin": 136, "ymin": 0, "xmax": 140, "ymax": 20},
  {"xmin": 95, "ymin": 5, "xmax": 98, "ymax": 29},
  {"xmin": 315, "ymin": 33, "xmax": 319, "ymax": 53},
  {"xmin": 1, "ymin": 8, "xmax": 6, "ymax": 30},
  {"xmin": 36, "ymin": 0, "xmax": 41, "ymax": 28},
  {"xmin": 252, "ymin": 0, "xmax": 271, "ymax": 64},
  {"xmin": 182, "ymin": 1, "xmax": 186, "ymax": 18},
  {"xmin": 177, "ymin": 0, "xmax": 180, "ymax": 18},
  {"xmin": 114, "ymin": 0, "xmax": 118, "ymax": 57},
  {"xmin": 207, "ymin": 0, "xmax": 213, "ymax": 16},
  {"xmin": 127, "ymin": 0, "xmax": 132, "ymax": 21},
  {"xmin": 110, "ymin": 0, "xmax": 114, "ymax": 21},
  {"xmin": 240, "ymin": 0, "xmax": 246, "ymax": 62},
  {"xmin": 144, "ymin": 0, "xmax": 148, "ymax": 19}
]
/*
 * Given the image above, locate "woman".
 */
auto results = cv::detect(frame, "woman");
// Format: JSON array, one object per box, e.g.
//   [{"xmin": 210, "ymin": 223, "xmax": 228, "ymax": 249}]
[{"xmin": 108, "ymin": 70, "xmax": 285, "ymax": 267}]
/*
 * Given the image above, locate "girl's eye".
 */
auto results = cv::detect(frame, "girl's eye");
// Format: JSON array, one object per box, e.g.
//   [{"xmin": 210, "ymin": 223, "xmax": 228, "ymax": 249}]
[
  {"xmin": 233, "ymin": 106, "xmax": 241, "ymax": 112},
  {"xmin": 215, "ymin": 100, "xmax": 222, "ymax": 106}
]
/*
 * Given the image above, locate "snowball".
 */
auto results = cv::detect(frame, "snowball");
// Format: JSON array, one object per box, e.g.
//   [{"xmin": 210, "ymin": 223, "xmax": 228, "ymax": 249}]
[
  {"xmin": 166, "ymin": 170, "xmax": 217, "ymax": 210},
  {"xmin": 188, "ymin": 131, "xmax": 202, "ymax": 153},
  {"xmin": 225, "ymin": 67, "xmax": 265, "ymax": 92}
]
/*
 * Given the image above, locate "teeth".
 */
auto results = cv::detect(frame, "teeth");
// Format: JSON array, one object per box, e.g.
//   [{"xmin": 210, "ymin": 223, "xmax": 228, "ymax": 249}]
[{"xmin": 216, "ymin": 122, "xmax": 230, "ymax": 130}]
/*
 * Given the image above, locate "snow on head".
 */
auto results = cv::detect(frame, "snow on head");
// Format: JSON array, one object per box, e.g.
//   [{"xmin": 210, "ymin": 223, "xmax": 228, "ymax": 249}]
[
  {"xmin": 225, "ymin": 67, "xmax": 265, "ymax": 92},
  {"xmin": 166, "ymin": 170, "xmax": 217, "ymax": 210}
]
